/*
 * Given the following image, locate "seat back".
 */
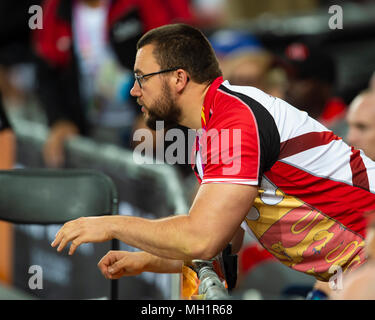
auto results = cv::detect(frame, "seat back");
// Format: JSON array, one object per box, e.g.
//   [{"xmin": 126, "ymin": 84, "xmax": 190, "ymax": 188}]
[
  {"xmin": 0, "ymin": 169, "xmax": 118, "ymax": 224},
  {"xmin": 0, "ymin": 168, "xmax": 119, "ymax": 299}
]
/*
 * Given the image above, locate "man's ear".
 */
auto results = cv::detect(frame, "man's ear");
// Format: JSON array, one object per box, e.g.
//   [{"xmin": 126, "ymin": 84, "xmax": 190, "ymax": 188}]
[{"xmin": 174, "ymin": 69, "xmax": 190, "ymax": 93}]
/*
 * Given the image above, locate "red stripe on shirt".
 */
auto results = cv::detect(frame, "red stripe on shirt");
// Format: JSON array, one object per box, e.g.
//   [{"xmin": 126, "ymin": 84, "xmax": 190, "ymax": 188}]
[
  {"xmin": 279, "ymin": 131, "xmax": 341, "ymax": 159},
  {"xmin": 350, "ymin": 147, "xmax": 370, "ymax": 191},
  {"xmin": 265, "ymin": 161, "xmax": 374, "ymax": 238}
]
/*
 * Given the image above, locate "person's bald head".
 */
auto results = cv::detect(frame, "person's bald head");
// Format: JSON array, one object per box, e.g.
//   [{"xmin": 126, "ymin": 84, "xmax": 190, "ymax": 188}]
[{"xmin": 346, "ymin": 91, "xmax": 375, "ymax": 161}]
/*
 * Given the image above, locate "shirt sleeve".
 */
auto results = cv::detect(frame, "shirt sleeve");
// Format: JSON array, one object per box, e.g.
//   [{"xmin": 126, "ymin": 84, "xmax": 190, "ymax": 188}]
[{"xmin": 200, "ymin": 101, "xmax": 262, "ymax": 186}]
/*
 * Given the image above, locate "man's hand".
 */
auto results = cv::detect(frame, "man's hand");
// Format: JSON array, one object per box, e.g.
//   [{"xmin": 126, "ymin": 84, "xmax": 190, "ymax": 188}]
[
  {"xmin": 51, "ymin": 216, "xmax": 114, "ymax": 255},
  {"xmin": 98, "ymin": 251, "xmax": 150, "ymax": 279},
  {"xmin": 98, "ymin": 251, "xmax": 183, "ymax": 279}
]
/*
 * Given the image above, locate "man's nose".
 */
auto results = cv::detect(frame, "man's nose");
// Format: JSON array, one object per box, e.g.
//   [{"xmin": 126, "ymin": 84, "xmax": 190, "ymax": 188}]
[{"xmin": 130, "ymin": 80, "xmax": 141, "ymax": 97}]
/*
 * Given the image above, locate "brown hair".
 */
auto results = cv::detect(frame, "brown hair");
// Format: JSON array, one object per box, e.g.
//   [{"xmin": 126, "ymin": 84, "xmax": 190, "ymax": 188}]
[{"xmin": 137, "ymin": 24, "xmax": 222, "ymax": 84}]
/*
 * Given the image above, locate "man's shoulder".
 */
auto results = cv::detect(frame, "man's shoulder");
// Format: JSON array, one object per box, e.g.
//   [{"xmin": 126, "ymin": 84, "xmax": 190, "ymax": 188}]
[
  {"xmin": 208, "ymin": 82, "xmax": 281, "ymax": 132},
  {"xmin": 216, "ymin": 82, "xmax": 273, "ymax": 108},
  {"xmin": 210, "ymin": 83, "xmax": 262, "ymax": 113}
]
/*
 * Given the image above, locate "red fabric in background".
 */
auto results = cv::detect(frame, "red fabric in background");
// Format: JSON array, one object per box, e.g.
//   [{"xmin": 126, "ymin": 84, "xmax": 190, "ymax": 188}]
[{"xmin": 239, "ymin": 243, "xmax": 275, "ymax": 274}]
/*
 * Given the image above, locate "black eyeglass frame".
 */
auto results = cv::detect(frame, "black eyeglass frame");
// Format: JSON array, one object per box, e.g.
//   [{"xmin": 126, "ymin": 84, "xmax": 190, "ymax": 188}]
[{"xmin": 134, "ymin": 67, "xmax": 180, "ymax": 88}]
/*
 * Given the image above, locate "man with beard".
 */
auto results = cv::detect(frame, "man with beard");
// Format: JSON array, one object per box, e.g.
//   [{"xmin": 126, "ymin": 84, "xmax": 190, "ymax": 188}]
[
  {"xmin": 52, "ymin": 24, "xmax": 375, "ymax": 298},
  {"xmin": 135, "ymin": 74, "xmax": 181, "ymax": 130}
]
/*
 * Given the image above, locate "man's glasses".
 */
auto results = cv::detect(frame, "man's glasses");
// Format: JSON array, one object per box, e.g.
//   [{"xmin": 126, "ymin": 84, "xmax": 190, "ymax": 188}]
[{"xmin": 134, "ymin": 67, "xmax": 180, "ymax": 89}]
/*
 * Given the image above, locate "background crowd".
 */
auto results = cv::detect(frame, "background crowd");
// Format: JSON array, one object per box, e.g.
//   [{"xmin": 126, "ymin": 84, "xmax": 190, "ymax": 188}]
[{"xmin": 1, "ymin": 0, "xmax": 375, "ymax": 300}]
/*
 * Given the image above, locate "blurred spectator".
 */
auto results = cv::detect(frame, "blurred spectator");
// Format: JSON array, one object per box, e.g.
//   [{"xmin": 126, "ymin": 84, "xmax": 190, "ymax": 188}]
[
  {"xmin": 369, "ymin": 71, "xmax": 375, "ymax": 92},
  {"xmin": 0, "ymin": 93, "xmax": 15, "ymax": 169},
  {"xmin": 346, "ymin": 90, "xmax": 375, "ymax": 161},
  {"xmin": 191, "ymin": 0, "xmax": 227, "ymax": 28},
  {"xmin": 0, "ymin": 2, "xmax": 36, "ymax": 287},
  {"xmin": 0, "ymin": 94, "xmax": 15, "ymax": 287},
  {"xmin": 225, "ymin": 0, "xmax": 319, "ymax": 21},
  {"xmin": 284, "ymin": 42, "xmax": 346, "ymax": 128},
  {"xmin": 209, "ymin": 29, "xmax": 288, "ymax": 99},
  {"xmin": 237, "ymin": 241, "xmax": 275, "ymax": 282},
  {"xmin": 222, "ymin": 51, "xmax": 288, "ymax": 99},
  {"xmin": 0, "ymin": 1, "xmax": 41, "ymax": 113},
  {"xmin": 234, "ymin": 240, "xmax": 316, "ymax": 300},
  {"xmin": 33, "ymin": 0, "xmax": 194, "ymax": 168},
  {"xmin": 209, "ymin": 29, "xmax": 262, "ymax": 59},
  {"xmin": 0, "ymin": 1, "xmax": 40, "ymax": 66},
  {"xmin": 332, "ymin": 211, "xmax": 375, "ymax": 300}
]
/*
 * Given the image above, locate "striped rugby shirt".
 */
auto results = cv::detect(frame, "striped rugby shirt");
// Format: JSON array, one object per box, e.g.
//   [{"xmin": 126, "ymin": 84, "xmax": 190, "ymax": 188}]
[{"xmin": 192, "ymin": 76, "xmax": 375, "ymax": 281}]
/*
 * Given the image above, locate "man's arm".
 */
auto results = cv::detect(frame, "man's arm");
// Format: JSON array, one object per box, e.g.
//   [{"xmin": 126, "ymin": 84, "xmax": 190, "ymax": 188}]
[
  {"xmin": 52, "ymin": 183, "xmax": 258, "ymax": 261},
  {"xmin": 230, "ymin": 227, "xmax": 245, "ymax": 254},
  {"xmin": 35, "ymin": 58, "xmax": 86, "ymax": 167},
  {"xmin": 97, "ymin": 250, "xmax": 183, "ymax": 279},
  {"xmin": 98, "ymin": 225, "xmax": 245, "ymax": 280}
]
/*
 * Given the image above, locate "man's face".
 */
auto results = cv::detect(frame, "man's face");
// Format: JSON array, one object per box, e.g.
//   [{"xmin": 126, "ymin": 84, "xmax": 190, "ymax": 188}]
[
  {"xmin": 130, "ymin": 44, "xmax": 181, "ymax": 130},
  {"xmin": 346, "ymin": 94, "xmax": 375, "ymax": 161}
]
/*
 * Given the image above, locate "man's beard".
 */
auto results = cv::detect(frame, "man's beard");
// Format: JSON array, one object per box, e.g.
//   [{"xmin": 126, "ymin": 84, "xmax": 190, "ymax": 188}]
[{"xmin": 143, "ymin": 81, "xmax": 181, "ymax": 131}]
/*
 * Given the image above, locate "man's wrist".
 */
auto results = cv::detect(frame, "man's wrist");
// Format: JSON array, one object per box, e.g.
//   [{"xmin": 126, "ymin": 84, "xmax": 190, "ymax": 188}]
[
  {"xmin": 141, "ymin": 252, "xmax": 155, "ymax": 272},
  {"xmin": 106, "ymin": 215, "xmax": 121, "ymax": 241},
  {"xmin": 143, "ymin": 252, "xmax": 183, "ymax": 273}
]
